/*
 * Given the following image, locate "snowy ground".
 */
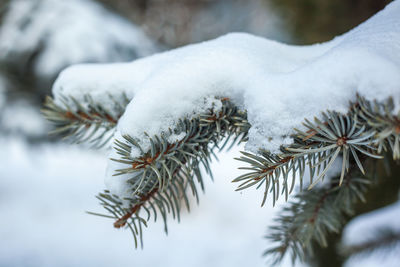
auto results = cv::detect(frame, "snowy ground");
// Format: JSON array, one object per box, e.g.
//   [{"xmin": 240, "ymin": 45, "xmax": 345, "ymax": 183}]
[{"xmin": 0, "ymin": 137, "xmax": 299, "ymax": 267}]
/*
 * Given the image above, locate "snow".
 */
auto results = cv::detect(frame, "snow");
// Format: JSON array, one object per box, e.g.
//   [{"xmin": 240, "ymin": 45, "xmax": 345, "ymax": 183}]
[
  {"xmin": 52, "ymin": 1, "xmax": 400, "ymax": 197},
  {"xmin": 1, "ymin": 100, "xmax": 50, "ymax": 137},
  {"xmin": 343, "ymin": 200, "xmax": 400, "ymax": 246},
  {"xmin": 167, "ymin": 132, "xmax": 187, "ymax": 144},
  {"xmin": 0, "ymin": 0, "xmax": 158, "ymax": 80},
  {"xmin": 343, "ymin": 201, "xmax": 400, "ymax": 267}
]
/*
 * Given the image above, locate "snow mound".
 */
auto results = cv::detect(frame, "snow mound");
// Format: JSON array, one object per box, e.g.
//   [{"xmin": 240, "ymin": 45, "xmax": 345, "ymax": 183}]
[
  {"xmin": 343, "ymin": 201, "xmax": 400, "ymax": 246},
  {"xmin": 0, "ymin": 0, "xmax": 158, "ymax": 79},
  {"xmin": 52, "ymin": 1, "xmax": 400, "ymax": 193},
  {"xmin": 343, "ymin": 201, "xmax": 400, "ymax": 267}
]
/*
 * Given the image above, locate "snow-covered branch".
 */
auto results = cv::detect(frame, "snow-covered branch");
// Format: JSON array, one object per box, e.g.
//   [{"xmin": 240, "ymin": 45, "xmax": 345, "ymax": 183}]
[{"xmin": 44, "ymin": 0, "xmax": 400, "ymax": 265}]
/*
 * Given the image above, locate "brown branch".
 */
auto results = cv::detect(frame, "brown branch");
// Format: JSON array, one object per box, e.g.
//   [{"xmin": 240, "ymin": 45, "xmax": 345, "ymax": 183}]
[
  {"xmin": 131, "ymin": 136, "xmax": 190, "ymax": 170},
  {"xmin": 308, "ymin": 192, "xmax": 329, "ymax": 224},
  {"xmin": 253, "ymin": 156, "xmax": 294, "ymax": 180},
  {"xmin": 64, "ymin": 111, "xmax": 118, "ymax": 124},
  {"xmin": 113, "ymin": 188, "xmax": 159, "ymax": 228}
]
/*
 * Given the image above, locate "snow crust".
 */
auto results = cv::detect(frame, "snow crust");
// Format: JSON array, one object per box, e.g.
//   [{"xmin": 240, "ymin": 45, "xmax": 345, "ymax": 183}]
[
  {"xmin": 52, "ymin": 1, "xmax": 400, "ymax": 195},
  {"xmin": 0, "ymin": 0, "xmax": 157, "ymax": 79}
]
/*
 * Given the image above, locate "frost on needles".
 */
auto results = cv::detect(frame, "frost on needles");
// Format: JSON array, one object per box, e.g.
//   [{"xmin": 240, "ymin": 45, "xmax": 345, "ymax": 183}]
[{"xmin": 44, "ymin": 0, "xmax": 400, "ymax": 265}]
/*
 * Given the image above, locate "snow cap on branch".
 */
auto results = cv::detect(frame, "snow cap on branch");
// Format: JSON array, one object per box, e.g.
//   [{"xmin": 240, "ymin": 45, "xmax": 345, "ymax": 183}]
[{"xmin": 52, "ymin": 1, "xmax": 400, "ymax": 195}]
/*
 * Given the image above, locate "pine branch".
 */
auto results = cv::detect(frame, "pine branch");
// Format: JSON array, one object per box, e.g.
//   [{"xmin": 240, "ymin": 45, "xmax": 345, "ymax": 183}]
[
  {"xmin": 44, "ymin": 90, "xmax": 400, "ymax": 257},
  {"xmin": 264, "ymin": 167, "xmax": 371, "ymax": 265},
  {"xmin": 354, "ymin": 95, "xmax": 400, "ymax": 159},
  {"xmin": 93, "ymin": 98, "xmax": 250, "ymax": 247},
  {"xmin": 234, "ymin": 108, "xmax": 382, "ymax": 206},
  {"xmin": 42, "ymin": 94, "xmax": 129, "ymax": 147}
]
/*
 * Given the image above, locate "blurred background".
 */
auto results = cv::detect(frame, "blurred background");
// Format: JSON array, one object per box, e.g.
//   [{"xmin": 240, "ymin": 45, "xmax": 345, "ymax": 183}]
[{"xmin": 0, "ymin": 0, "xmax": 397, "ymax": 266}]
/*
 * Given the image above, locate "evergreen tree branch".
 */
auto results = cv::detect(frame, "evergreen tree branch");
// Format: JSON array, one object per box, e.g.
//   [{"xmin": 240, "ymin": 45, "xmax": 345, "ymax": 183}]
[
  {"xmin": 354, "ymin": 95, "xmax": 400, "ymax": 159},
  {"xmin": 264, "ymin": 164, "xmax": 371, "ymax": 265},
  {"xmin": 235, "ymin": 95, "xmax": 400, "ymax": 207},
  {"xmin": 93, "ymin": 98, "xmax": 250, "ymax": 247},
  {"xmin": 234, "ymin": 107, "xmax": 381, "ymax": 207},
  {"xmin": 44, "ymin": 90, "xmax": 400, "ymax": 255},
  {"xmin": 42, "ymin": 94, "xmax": 129, "ymax": 147}
]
